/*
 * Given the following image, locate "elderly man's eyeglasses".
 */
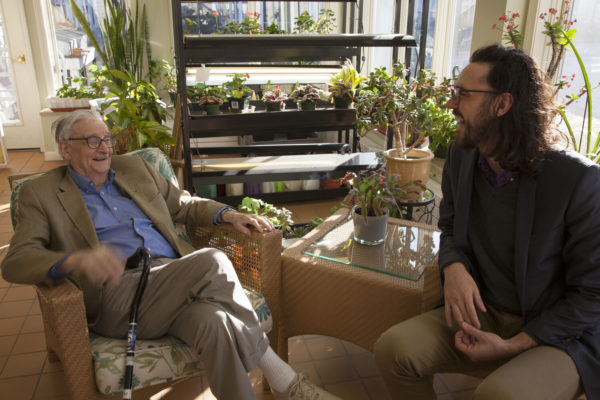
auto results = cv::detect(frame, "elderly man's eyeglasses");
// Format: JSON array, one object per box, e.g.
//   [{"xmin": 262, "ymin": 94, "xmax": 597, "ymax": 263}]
[
  {"xmin": 450, "ymin": 87, "xmax": 501, "ymax": 100},
  {"xmin": 68, "ymin": 135, "xmax": 117, "ymax": 149}
]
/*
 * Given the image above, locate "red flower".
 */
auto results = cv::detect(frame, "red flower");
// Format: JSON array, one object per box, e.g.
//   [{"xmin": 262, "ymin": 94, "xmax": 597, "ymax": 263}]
[
  {"xmin": 499, "ymin": 15, "xmax": 508, "ymax": 21},
  {"xmin": 507, "ymin": 24, "xmax": 515, "ymax": 31},
  {"xmin": 246, "ymin": 73, "xmax": 250, "ymax": 78},
  {"xmin": 549, "ymin": 8, "xmax": 558, "ymax": 15},
  {"xmin": 492, "ymin": 23, "xmax": 497, "ymax": 30},
  {"xmin": 512, "ymin": 12, "xmax": 520, "ymax": 18},
  {"xmin": 247, "ymin": 12, "xmax": 253, "ymax": 16}
]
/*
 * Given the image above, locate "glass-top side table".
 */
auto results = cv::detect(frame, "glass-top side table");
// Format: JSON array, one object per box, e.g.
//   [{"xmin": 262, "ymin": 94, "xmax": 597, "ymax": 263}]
[{"xmin": 303, "ymin": 215, "xmax": 440, "ymax": 281}]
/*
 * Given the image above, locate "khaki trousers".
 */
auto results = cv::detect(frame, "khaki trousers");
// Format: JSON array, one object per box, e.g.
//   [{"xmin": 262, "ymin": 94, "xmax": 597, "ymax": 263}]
[
  {"xmin": 91, "ymin": 248, "xmax": 269, "ymax": 400},
  {"xmin": 373, "ymin": 307, "xmax": 583, "ymax": 400}
]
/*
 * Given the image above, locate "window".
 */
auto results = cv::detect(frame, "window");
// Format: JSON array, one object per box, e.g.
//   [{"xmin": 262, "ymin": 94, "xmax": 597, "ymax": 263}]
[
  {"xmin": 556, "ymin": 0, "xmax": 599, "ymax": 136},
  {"xmin": 46, "ymin": 0, "xmax": 124, "ymax": 86},
  {"xmin": 0, "ymin": 11, "xmax": 19, "ymax": 122},
  {"xmin": 180, "ymin": 1, "xmax": 327, "ymax": 35}
]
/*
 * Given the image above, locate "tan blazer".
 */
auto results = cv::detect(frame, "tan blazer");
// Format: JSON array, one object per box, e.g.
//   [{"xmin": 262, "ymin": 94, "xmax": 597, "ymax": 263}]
[{"xmin": 1, "ymin": 155, "xmax": 226, "ymax": 321}]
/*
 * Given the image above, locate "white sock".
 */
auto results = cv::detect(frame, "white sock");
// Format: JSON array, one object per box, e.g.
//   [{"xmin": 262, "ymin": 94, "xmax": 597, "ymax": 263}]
[{"xmin": 257, "ymin": 346, "xmax": 297, "ymax": 392}]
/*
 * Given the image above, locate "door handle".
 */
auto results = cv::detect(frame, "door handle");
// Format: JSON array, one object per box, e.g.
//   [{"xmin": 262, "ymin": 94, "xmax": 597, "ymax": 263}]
[{"xmin": 11, "ymin": 54, "xmax": 26, "ymax": 64}]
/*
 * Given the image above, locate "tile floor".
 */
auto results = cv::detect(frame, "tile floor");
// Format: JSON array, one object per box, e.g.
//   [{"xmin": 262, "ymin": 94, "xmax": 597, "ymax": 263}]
[{"xmin": 0, "ymin": 150, "xmax": 482, "ymax": 399}]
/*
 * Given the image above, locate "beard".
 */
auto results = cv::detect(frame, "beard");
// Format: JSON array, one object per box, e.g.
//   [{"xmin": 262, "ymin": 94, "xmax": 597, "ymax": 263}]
[{"xmin": 454, "ymin": 100, "xmax": 497, "ymax": 151}]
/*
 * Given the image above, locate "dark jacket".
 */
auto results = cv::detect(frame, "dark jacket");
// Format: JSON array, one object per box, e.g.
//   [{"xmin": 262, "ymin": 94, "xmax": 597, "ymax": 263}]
[{"xmin": 438, "ymin": 142, "xmax": 600, "ymax": 399}]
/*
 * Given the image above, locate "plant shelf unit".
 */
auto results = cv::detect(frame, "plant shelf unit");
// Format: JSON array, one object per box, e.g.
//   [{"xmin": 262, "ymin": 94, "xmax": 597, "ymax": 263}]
[{"xmin": 172, "ymin": 0, "xmax": 416, "ymax": 205}]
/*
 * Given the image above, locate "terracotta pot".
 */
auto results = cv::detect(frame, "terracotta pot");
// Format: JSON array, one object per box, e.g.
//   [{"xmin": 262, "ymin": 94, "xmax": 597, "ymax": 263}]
[{"xmin": 383, "ymin": 148, "xmax": 434, "ymax": 196}]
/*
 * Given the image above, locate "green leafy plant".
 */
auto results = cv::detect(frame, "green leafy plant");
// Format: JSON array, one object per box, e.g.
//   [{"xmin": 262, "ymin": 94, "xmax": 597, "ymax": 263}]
[
  {"xmin": 289, "ymin": 217, "xmax": 324, "ymax": 238},
  {"xmin": 55, "ymin": 77, "xmax": 98, "ymax": 99},
  {"xmin": 264, "ymin": 22, "xmax": 285, "ymax": 34},
  {"xmin": 293, "ymin": 11, "xmax": 315, "ymax": 34},
  {"xmin": 262, "ymin": 85, "xmax": 287, "ymax": 103},
  {"xmin": 237, "ymin": 197, "xmax": 293, "ymax": 233},
  {"xmin": 315, "ymin": 9, "xmax": 336, "ymax": 34},
  {"xmin": 289, "ymin": 84, "xmax": 323, "ymax": 102},
  {"xmin": 293, "ymin": 9, "xmax": 336, "ymax": 34},
  {"xmin": 355, "ymin": 63, "xmax": 452, "ymax": 158},
  {"xmin": 187, "ymin": 83, "xmax": 227, "ymax": 105},
  {"xmin": 493, "ymin": 1, "xmax": 599, "ymax": 162},
  {"xmin": 224, "ymin": 73, "xmax": 253, "ymax": 98},
  {"xmin": 102, "ymin": 69, "xmax": 173, "ymax": 155},
  {"xmin": 148, "ymin": 59, "xmax": 177, "ymax": 103},
  {"xmin": 70, "ymin": 0, "xmax": 151, "ymax": 82},
  {"xmin": 339, "ymin": 169, "xmax": 417, "ymax": 219},
  {"xmin": 327, "ymin": 61, "xmax": 366, "ymax": 100}
]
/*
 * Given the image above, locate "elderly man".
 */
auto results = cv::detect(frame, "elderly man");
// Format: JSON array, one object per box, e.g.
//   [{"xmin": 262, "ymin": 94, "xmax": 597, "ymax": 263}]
[
  {"xmin": 1, "ymin": 109, "xmax": 339, "ymax": 400},
  {"xmin": 374, "ymin": 45, "xmax": 600, "ymax": 400}
]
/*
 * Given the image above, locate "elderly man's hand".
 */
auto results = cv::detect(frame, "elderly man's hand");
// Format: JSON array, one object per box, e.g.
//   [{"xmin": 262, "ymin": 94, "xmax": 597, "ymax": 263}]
[
  {"xmin": 222, "ymin": 209, "xmax": 275, "ymax": 235},
  {"xmin": 58, "ymin": 245, "xmax": 126, "ymax": 288}
]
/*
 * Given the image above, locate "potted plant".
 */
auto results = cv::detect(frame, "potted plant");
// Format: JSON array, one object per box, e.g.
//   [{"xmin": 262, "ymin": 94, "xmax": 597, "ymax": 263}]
[
  {"xmin": 327, "ymin": 61, "xmax": 366, "ymax": 109},
  {"xmin": 338, "ymin": 169, "xmax": 416, "ymax": 245},
  {"xmin": 261, "ymin": 84, "xmax": 287, "ymax": 112},
  {"xmin": 355, "ymin": 63, "xmax": 451, "ymax": 191},
  {"xmin": 102, "ymin": 69, "xmax": 173, "ymax": 155},
  {"xmin": 187, "ymin": 84, "xmax": 227, "ymax": 115},
  {"xmin": 290, "ymin": 84, "xmax": 323, "ymax": 111},
  {"xmin": 224, "ymin": 72, "xmax": 253, "ymax": 113},
  {"xmin": 49, "ymin": 76, "xmax": 101, "ymax": 110}
]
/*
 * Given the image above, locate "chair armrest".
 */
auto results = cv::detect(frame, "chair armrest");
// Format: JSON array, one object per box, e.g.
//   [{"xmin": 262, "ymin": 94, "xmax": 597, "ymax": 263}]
[
  {"xmin": 421, "ymin": 258, "xmax": 443, "ymax": 313},
  {"xmin": 34, "ymin": 280, "xmax": 100, "ymax": 399}
]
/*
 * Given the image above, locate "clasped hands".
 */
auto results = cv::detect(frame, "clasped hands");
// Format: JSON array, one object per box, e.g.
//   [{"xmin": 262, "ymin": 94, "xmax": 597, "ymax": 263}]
[{"xmin": 443, "ymin": 263, "xmax": 536, "ymax": 362}]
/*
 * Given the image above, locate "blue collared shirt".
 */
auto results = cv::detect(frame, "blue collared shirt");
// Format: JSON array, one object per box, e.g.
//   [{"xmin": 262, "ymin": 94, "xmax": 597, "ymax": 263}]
[{"xmin": 68, "ymin": 167, "xmax": 178, "ymax": 259}]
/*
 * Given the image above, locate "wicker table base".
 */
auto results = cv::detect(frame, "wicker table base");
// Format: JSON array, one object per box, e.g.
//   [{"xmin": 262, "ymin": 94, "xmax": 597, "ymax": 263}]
[{"xmin": 279, "ymin": 209, "xmax": 443, "ymax": 358}]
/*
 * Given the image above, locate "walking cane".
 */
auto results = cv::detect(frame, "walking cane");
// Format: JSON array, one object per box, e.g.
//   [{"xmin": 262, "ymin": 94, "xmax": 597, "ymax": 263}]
[{"xmin": 123, "ymin": 247, "xmax": 151, "ymax": 400}]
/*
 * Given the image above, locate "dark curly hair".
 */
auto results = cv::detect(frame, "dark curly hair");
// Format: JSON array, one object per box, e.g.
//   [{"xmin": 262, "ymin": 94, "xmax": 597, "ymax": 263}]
[{"xmin": 470, "ymin": 44, "xmax": 557, "ymax": 172}]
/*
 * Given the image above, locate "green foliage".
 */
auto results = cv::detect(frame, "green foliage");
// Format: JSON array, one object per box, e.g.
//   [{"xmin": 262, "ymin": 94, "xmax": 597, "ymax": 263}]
[
  {"xmin": 293, "ymin": 11, "xmax": 315, "ymax": 34},
  {"xmin": 339, "ymin": 169, "xmax": 417, "ymax": 219},
  {"xmin": 264, "ymin": 22, "xmax": 285, "ymax": 34},
  {"xmin": 327, "ymin": 61, "xmax": 366, "ymax": 99},
  {"xmin": 293, "ymin": 9, "xmax": 336, "ymax": 34},
  {"xmin": 289, "ymin": 217, "xmax": 324, "ymax": 238},
  {"xmin": 224, "ymin": 73, "xmax": 253, "ymax": 98},
  {"xmin": 56, "ymin": 77, "xmax": 98, "ymax": 99},
  {"xmin": 186, "ymin": 83, "xmax": 227, "ymax": 105},
  {"xmin": 218, "ymin": 12, "xmax": 262, "ymax": 34},
  {"xmin": 237, "ymin": 197, "xmax": 293, "ymax": 233},
  {"xmin": 315, "ymin": 9, "xmax": 336, "ymax": 34},
  {"xmin": 148, "ymin": 59, "xmax": 177, "ymax": 98},
  {"xmin": 289, "ymin": 84, "xmax": 323, "ymax": 102},
  {"xmin": 355, "ymin": 63, "xmax": 453, "ymax": 157},
  {"xmin": 102, "ymin": 69, "xmax": 173, "ymax": 155}
]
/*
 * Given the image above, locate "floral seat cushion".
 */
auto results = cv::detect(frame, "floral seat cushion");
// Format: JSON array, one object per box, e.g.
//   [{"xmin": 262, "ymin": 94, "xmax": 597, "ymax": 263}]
[{"xmin": 92, "ymin": 287, "xmax": 271, "ymax": 395}]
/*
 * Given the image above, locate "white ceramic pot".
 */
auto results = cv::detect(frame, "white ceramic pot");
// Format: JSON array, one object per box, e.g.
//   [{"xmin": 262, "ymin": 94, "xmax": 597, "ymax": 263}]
[{"xmin": 352, "ymin": 207, "xmax": 389, "ymax": 245}]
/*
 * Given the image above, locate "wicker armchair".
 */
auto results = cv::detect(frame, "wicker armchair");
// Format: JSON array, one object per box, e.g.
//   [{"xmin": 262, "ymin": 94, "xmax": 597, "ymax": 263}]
[
  {"xmin": 9, "ymin": 148, "xmax": 284, "ymax": 399},
  {"xmin": 34, "ymin": 224, "xmax": 282, "ymax": 399}
]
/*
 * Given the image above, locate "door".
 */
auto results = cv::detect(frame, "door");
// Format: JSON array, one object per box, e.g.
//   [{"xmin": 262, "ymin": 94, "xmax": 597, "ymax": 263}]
[{"xmin": 0, "ymin": 0, "xmax": 42, "ymax": 149}]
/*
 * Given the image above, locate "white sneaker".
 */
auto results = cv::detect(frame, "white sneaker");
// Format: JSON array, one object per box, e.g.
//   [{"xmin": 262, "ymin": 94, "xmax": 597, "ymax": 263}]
[{"xmin": 271, "ymin": 373, "xmax": 341, "ymax": 400}]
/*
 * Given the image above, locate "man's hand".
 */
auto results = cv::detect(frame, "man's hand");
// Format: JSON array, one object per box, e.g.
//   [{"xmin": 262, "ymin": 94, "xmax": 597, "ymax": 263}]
[
  {"xmin": 222, "ymin": 210, "xmax": 275, "ymax": 235},
  {"xmin": 455, "ymin": 322, "xmax": 537, "ymax": 362},
  {"xmin": 57, "ymin": 244, "xmax": 126, "ymax": 288},
  {"xmin": 443, "ymin": 262, "xmax": 486, "ymax": 329}
]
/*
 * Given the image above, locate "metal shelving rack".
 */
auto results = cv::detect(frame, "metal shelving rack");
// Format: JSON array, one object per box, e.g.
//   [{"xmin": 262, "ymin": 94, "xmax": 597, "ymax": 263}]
[{"xmin": 172, "ymin": 0, "xmax": 416, "ymax": 204}]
